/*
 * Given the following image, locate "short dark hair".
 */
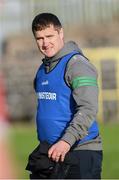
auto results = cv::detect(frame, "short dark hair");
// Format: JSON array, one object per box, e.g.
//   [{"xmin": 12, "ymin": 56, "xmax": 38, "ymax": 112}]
[{"xmin": 32, "ymin": 13, "xmax": 62, "ymax": 34}]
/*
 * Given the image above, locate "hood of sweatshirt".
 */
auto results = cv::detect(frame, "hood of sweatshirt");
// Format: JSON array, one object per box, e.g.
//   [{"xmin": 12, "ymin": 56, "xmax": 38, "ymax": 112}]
[{"xmin": 42, "ymin": 41, "xmax": 83, "ymax": 68}]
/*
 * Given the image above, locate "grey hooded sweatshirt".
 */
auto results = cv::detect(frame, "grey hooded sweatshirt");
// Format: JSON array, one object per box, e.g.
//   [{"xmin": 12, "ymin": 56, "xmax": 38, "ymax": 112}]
[{"xmin": 42, "ymin": 41, "xmax": 102, "ymax": 151}]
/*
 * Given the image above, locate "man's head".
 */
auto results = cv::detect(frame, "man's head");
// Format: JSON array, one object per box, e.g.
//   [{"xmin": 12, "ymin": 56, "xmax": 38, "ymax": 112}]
[{"xmin": 32, "ymin": 13, "xmax": 64, "ymax": 58}]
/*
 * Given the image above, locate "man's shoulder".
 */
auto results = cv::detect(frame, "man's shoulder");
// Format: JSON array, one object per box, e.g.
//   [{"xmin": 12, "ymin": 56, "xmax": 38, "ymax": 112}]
[{"xmin": 67, "ymin": 53, "xmax": 97, "ymax": 74}]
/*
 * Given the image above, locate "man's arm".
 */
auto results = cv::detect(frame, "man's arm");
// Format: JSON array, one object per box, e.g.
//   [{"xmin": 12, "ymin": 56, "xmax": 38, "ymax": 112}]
[
  {"xmin": 61, "ymin": 54, "xmax": 98, "ymax": 146},
  {"xmin": 48, "ymin": 54, "xmax": 98, "ymax": 161}
]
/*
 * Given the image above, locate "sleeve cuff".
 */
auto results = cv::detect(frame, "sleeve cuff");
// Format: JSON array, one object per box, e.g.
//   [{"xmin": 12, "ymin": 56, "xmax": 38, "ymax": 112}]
[{"xmin": 61, "ymin": 132, "xmax": 77, "ymax": 147}]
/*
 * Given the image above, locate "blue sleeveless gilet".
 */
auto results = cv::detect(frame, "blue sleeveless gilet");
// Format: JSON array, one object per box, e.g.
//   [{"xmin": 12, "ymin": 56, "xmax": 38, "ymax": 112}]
[{"xmin": 34, "ymin": 51, "xmax": 99, "ymax": 144}]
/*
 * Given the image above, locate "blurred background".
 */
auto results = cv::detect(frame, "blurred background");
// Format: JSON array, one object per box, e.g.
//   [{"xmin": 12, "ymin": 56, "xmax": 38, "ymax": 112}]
[{"xmin": 0, "ymin": 0, "xmax": 119, "ymax": 179}]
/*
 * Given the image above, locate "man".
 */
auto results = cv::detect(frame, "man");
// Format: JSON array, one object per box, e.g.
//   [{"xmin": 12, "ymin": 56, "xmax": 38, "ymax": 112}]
[{"xmin": 31, "ymin": 13, "xmax": 103, "ymax": 179}]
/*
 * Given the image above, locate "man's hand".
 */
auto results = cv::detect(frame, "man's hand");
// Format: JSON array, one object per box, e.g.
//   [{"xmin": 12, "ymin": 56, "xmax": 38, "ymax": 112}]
[{"xmin": 48, "ymin": 140, "xmax": 70, "ymax": 162}]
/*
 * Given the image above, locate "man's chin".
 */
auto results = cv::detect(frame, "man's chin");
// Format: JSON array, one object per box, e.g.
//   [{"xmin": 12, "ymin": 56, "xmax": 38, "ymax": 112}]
[{"xmin": 45, "ymin": 52, "xmax": 55, "ymax": 58}]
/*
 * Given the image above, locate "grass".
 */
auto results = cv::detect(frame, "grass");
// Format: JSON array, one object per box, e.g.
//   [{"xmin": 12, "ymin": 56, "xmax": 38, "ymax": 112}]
[
  {"xmin": 100, "ymin": 123, "xmax": 119, "ymax": 179},
  {"xmin": 9, "ymin": 123, "xmax": 38, "ymax": 179},
  {"xmin": 9, "ymin": 122, "xmax": 119, "ymax": 179}
]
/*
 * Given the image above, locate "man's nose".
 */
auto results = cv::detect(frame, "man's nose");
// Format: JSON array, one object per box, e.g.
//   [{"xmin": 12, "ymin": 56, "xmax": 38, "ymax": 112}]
[{"xmin": 43, "ymin": 38, "xmax": 49, "ymax": 46}]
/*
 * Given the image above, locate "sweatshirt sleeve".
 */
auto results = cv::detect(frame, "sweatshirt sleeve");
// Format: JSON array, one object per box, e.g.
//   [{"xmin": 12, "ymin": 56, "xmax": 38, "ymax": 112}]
[{"xmin": 61, "ymin": 54, "xmax": 99, "ymax": 147}]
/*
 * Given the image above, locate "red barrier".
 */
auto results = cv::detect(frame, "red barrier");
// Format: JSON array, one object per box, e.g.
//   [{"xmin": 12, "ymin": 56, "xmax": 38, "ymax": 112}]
[
  {"xmin": 0, "ymin": 73, "xmax": 9, "ymax": 121},
  {"xmin": 0, "ymin": 72, "xmax": 17, "ymax": 179}
]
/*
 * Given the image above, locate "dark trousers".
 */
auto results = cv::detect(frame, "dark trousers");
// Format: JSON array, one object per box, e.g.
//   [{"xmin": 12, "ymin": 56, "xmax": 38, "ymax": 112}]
[
  {"xmin": 66, "ymin": 150, "xmax": 103, "ymax": 179},
  {"xmin": 30, "ymin": 150, "xmax": 103, "ymax": 179}
]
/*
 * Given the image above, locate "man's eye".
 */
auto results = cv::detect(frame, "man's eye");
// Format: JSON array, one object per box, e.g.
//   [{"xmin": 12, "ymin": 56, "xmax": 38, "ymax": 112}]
[
  {"xmin": 36, "ymin": 36, "xmax": 43, "ymax": 40},
  {"xmin": 47, "ymin": 35, "xmax": 53, "ymax": 38},
  {"xmin": 37, "ymin": 38, "xmax": 42, "ymax": 40}
]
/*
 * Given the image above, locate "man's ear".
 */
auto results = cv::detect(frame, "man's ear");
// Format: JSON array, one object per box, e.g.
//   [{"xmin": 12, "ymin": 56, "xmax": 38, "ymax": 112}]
[{"xmin": 59, "ymin": 28, "xmax": 64, "ymax": 39}]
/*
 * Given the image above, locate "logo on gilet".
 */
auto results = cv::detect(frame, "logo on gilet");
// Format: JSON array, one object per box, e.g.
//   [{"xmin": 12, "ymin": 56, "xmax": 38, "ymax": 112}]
[
  {"xmin": 41, "ymin": 80, "xmax": 49, "ymax": 85},
  {"xmin": 37, "ymin": 92, "xmax": 57, "ymax": 100}
]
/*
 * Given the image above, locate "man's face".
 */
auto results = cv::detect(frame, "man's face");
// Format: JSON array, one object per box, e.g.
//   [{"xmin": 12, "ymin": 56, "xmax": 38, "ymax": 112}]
[{"xmin": 34, "ymin": 24, "xmax": 64, "ymax": 58}]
